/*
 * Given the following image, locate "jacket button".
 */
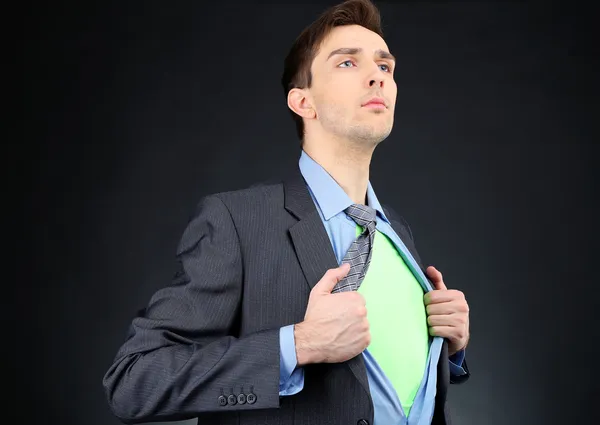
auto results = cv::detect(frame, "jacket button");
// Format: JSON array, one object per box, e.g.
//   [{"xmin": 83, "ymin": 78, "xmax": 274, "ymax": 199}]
[
  {"xmin": 246, "ymin": 392, "xmax": 257, "ymax": 404},
  {"xmin": 237, "ymin": 393, "xmax": 247, "ymax": 404},
  {"xmin": 218, "ymin": 395, "xmax": 227, "ymax": 406},
  {"xmin": 357, "ymin": 420, "xmax": 369, "ymax": 425},
  {"xmin": 227, "ymin": 394, "xmax": 237, "ymax": 405}
]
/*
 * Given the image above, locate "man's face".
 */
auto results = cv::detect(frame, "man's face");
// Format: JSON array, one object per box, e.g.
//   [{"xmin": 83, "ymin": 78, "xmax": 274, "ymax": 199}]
[{"xmin": 308, "ymin": 24, "xmax": 397, "ymax": 145}]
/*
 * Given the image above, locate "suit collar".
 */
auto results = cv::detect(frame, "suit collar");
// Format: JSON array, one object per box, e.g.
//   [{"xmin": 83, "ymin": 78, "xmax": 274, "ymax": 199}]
[{"xmin": 283, "ymin": 167, "xmax": 315, "ymax": 221}]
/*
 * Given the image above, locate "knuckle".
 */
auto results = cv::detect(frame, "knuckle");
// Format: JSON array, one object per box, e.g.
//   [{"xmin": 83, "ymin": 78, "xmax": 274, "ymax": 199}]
[
  {"xmin": 326, "ymin": 269, "xmax": 339, "ymax": 281},
  {"xmin": 350, "ymin": 292, "xmax": 366, "ymax": 305},
  {"xmin": 363, "ymin": 319, "xmax": 370, "ymax": 332},
  {"xmin": 455, "ymin": 301, "xmax": 468, "ymax": 313}
]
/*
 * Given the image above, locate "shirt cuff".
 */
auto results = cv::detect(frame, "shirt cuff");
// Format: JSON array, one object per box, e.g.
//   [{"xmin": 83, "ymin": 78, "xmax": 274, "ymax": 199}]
[
  {"xmin": 279, "ymin": 325, "xmax": 305, "ymax": 395},
  {"xmin": 449, "ymin": 348, "xmax": 467, "ymax": 376}
]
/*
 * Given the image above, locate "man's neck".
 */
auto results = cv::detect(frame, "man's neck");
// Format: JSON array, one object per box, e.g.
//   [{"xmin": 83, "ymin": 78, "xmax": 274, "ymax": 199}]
[{"xmin": 303, "ymin": 138, "xmax": 373, "ymax": 206}]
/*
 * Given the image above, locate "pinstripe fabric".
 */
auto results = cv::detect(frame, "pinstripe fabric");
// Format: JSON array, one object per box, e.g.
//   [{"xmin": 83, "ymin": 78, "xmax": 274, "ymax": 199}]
[
  {"xmin": 333, "ymin": 204, "xmax": 377, "ymax": 293},
  {"xmin": 102, "ymin": 169, "xmax": 457, "ymax": 425}
]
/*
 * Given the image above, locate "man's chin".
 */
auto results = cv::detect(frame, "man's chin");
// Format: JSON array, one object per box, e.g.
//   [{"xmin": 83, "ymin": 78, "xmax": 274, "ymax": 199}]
[{"xmin": 347, "ymin": 127, "xmax": 392, "ymax": 145}]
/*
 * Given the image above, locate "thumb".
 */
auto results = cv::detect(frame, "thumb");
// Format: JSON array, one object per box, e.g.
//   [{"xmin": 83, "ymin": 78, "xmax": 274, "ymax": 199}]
[
  {"xmin": 427, "ymin": 266, "xmax": 447, "ymax": 291},
  {"xmin": 313, "ymin": 263, "xmax": 351, "ymax": 294}
]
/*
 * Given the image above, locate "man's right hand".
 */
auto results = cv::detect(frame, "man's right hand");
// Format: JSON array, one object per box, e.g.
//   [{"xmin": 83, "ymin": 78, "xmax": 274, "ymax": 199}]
[{"xmin": 294, "ymin": 263, "xmax": 371, "ymax": 366}]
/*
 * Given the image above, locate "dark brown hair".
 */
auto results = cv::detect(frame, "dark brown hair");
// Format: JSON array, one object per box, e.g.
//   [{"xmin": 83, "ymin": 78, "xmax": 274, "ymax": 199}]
[{"xmin": 281, "ymin": 0, "xmax": 384, "ymax": 141}]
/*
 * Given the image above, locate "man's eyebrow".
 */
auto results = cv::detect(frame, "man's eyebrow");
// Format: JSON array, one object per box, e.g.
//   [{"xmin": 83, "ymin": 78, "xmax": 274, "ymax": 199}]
[
  {"xmin": 376, "ymin": 49, "xmax": 396, "ymax": 62},
  {"xmin": 327, "ymin": 47, "xmax": 361, "ymax": 60},
  {"xmin": 326, "ymin": 47, "xmax": 396, "ymax": 62}
]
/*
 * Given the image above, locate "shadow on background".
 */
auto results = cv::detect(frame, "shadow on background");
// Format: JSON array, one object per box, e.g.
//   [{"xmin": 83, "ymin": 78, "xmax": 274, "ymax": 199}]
[{"xmin": 17, "ymin": 1, "xmax": 597, "ymax": 425}]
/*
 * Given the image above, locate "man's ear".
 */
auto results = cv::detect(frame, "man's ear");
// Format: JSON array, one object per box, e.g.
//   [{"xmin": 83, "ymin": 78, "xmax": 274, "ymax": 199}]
[{"xmin": 287, "ymin": 88, "xmax": 316, "ymax": 119}]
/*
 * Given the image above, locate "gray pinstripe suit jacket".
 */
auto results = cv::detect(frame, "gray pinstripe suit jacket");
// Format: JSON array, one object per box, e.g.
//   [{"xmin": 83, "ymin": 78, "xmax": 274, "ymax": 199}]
[{"xmin": 103, "ymin": 169, "xmax": 469, "ymax": 425}]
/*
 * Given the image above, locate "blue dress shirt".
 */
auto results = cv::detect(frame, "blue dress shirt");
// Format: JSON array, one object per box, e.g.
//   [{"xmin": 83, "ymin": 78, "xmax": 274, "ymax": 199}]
[{"xmin": 278, "ymin": 150, "xmax": 466, "ymax": 425}]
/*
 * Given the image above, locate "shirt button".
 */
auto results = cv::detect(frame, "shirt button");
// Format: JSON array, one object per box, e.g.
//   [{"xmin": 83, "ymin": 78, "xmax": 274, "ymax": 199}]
[
  {"xmin": 237, "ymin": 393, "xmax": 247, "ymax": 404},
  {"xmin": 227, "ymin": 394, "xmax": 237, "ymax": 405},
  {"xmin": 246, "ymin": 392, "xmax": 257, "ymax": 404},
  {"xmin": 218, "ymin": 395, "xmax": 227, "ymax": 406}
]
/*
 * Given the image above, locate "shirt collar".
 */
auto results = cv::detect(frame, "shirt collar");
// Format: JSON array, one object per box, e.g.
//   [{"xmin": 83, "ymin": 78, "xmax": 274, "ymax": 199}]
[{"xmin": 299, "ymin": 149, "xmax": 390, "ymax": 224}]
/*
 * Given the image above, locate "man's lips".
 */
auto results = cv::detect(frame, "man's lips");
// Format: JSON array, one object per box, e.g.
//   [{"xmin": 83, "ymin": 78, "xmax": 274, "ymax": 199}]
[{"xmin": 362, "ymin": 97, "xmax": 387, "ymax": 108}]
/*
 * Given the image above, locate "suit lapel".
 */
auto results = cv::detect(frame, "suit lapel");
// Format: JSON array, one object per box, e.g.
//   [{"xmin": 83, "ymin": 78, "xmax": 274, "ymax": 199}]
[
  {"xmin": 283, "ymin": 170, "xmax": 338, "ymax": 290},
  {"xmin": 288, "ymin": 215, "xmax": 338, "ymax": 290},
  {"xmin": 283, "ymin": 170, "xmax": 371, "ymax": 396},
  {"xmin": 386, "ymin": 215, "xmax": 429, "ymax": 278}
]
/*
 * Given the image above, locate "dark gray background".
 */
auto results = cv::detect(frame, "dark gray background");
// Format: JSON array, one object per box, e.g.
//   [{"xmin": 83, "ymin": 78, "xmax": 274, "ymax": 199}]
[{"xmin": 18, "ymin": 1, "xmax": 597, "ymax": 425}]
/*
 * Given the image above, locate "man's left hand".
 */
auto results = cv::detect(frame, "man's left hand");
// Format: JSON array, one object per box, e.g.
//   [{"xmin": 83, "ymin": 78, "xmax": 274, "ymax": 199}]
[{"xmin": 423, "ymin": 266, "xmax": 470, "ymax": 356}]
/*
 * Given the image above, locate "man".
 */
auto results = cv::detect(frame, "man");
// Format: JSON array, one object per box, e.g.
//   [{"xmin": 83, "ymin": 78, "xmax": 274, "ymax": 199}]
[{"xmin": 102, "ymin": 1, "xmax": 470, "ymax": 424}]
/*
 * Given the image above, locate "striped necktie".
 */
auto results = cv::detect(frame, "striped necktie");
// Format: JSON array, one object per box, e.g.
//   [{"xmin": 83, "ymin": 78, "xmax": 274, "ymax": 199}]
[{"xmin": 333, "ymin": 204, "xmax": 377, "ymax": 293}]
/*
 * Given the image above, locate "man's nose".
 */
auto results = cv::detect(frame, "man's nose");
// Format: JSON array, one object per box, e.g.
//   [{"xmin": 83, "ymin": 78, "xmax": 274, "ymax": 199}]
[{"xmin": 369, "ymin": 78, "xmax": 384, "ymax": 88}]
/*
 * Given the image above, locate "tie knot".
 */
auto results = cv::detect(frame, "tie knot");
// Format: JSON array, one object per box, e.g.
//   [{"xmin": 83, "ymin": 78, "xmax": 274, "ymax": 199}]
[{"xmin": 345, "ymin": 204, "xmax": 377, "ymax": 227}]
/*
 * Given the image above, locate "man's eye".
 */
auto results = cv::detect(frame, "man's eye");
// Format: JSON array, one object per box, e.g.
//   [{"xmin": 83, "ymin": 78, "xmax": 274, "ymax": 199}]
[
  {"xmin": 379, "ymin": 64, "xmax": 391, "ymax": 72},
  {"xmin": 339, "ymin": 60, "xmax": 355, "ymax": 68}
]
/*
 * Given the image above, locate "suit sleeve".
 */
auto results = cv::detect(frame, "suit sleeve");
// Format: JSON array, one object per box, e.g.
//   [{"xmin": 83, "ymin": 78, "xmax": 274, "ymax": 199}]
[{"xmin": 102, "ymin": 195, "xmax": 280, "ymax": 423}]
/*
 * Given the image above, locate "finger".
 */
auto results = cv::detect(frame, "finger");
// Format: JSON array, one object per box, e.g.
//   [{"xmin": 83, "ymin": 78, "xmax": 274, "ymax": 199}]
[
  {"xmin": 426, "ymin": 301, "xmax": 462, "ymax": 316},
  {"xmin": 423, "ymin": 290, "xmax": 457, "ymax": 305},
  {"xmin": 314, "ymin": 263, "xmax": 351, "ymax": 294},
  {"xmin": 426, "ymin": 266, "xmax": 442, "ymax": 282},
  {"xmin": 426, "ymin": 313, "xmax": 465, "ymax": 327},
  {"xmin": 427, "ymin": 266, "xmax": 447, "ymax": 291},
  {"xmin": 428, "ymin": 325, "xmax": 455, "ymax": 338},
  {"xmin": 425, "ymin": 293, "xmax": 468, "ymax": 310}
]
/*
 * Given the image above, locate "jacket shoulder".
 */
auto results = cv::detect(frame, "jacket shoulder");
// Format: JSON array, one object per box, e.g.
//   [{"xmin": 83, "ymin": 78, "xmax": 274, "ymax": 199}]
[
  {"xmin": 382, "ymin": 203, "xmax": 414, "ymax": 241},
  {"xmin": 213, "ymin": 178, "xmax": 284, "ymax": 206}
]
